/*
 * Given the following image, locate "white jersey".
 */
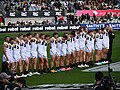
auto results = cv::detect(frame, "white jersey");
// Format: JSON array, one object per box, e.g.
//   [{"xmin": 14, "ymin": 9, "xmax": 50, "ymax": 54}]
[
  {"xmin": 67, "ymin": 37, "xmax": 72, "ymax": 54},
  {"xmin": 79, "ymin": 31, "xmax": 86, "ymax": 50},
  {"xmin": 20, "ymin": 40, "xmax": 27, "ymax": 60},
  {"xmin": 95, "ymin": 33, "xmax": 103, "ymax": 50},
  {"xmin": 31, "ymin": 37, "xmax": 38, "ymax": 52},
  {"xmin": 57, "ymin": 37, "xmax": 62, "ymax": 50},
  {"xmin": 102, "ymin": 30, "xmax": 109, "ymax": 49},
  {"xmin": 10, "ymin": 44, "xmax": 15, "ymax": 61},
  {"xmin": 3, "ymin": 42, "xmax": 13, "ymax": 63},
  {"xmin": 85, "ymin": 34, "xmax": 93, "ymax": 52},
  {"xmin": 74, "ymin": 34, "xmax": 79, "ymax": 51},
  {"xmin": 50, "ymin": 37, "xmax": 58, "ymax": 56},
  {"xmin": 3, "ymin": 42, "xmax": 10, "ymax": 58},
  {"xmin": 103, "ymin": 30, "xmax": 109, "ymax": 42},
  {"xmin": 43, "ymin": 40, "xmax": 48, "ymax": 53},
  {"xmin": 50, "ymin": 37, "xmax": 57, "ymax": 49},
  {"xmin": 86, "ymin": 35, "xmax": 93, "ymax": 47},
  {"xmin": 91, "ymin": 33, "xmax": 95, "ymax": 50},
  {"xmin": 13, "ymin": 42, "xmax": 21, "ymax": 62},
  {"xmin": 26, "ymin": 40, "xmax": 31, "ymax": 58},
  {"xmin": 31, "ymin": 37, "xmax": 38, "ymax": 58},
  {"xmin": 71, "ymin": 37, "xmax": 75, "ymax": 52},
  {"xmin": 61, "ymin": 40, "xmax": 67, "ymax": 56},
  {"xmin": 38, "ymin": 39, "xmax": 44, "ymax": 53},
  {"xmin": 38, "ymin": 39, "xmax": 48, "ymax": 58}
]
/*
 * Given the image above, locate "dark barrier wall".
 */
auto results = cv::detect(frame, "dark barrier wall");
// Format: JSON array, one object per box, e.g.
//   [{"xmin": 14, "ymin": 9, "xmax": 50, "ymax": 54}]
[
  {"xmin": 0, "ymin": 23, "xmax": 120, "ymax": 33},
  {"xmin": 6, "ymin": 11, "xmax": 65, "ymax": 17}
]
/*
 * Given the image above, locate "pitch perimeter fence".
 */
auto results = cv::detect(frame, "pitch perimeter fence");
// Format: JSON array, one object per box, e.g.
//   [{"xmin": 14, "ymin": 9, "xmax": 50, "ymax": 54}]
[{"xmin": 0, "ymin": 23, "xmax": 120, "ymax": 33}]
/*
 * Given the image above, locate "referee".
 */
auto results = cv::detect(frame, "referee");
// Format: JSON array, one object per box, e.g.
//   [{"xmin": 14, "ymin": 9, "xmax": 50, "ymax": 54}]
[{"xmin": 107, "ymin": 27, "xmax": 115, "ymax": 63}]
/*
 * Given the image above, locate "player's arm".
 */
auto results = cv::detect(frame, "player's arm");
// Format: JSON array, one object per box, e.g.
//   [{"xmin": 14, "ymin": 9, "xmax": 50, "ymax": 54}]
[
  {"xmin": 31, "ymin": 38, "xmax": 34, "ymax": 42},
  {"xmin": 47, "ymin": 39, "xmax": 50, "ymax": 44},
  {"xmin": 37, "ymin": 38, "xmax": 41, "ymax": 43},
  {"xmin": 48, "ymin": 38, "xmax": 53, "ymax": 48},
  {"xmin": 56, "ymin": 38, "xmax": 60, "ymax": 42},
  {"xmin": 94, "ymin": 34, "xmax": 98, "ymax": 42},
  {"xmin": 3, "ymin": 44, "xmax": 8, "ymax": 61},
  {"xmin": 49, "ymin": 38, "xmax": 53, "ymax": 42}
]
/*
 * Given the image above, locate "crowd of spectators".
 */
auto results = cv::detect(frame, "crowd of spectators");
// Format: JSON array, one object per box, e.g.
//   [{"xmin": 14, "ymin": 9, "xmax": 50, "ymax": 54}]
[
  {"xmin": 67, "ymin": 12, "xmax": 120, "ymax": 24},
  {"xmin": 1, "ymin": 0, "xmax": 120, "ymax": 26},
  {"xmin": 7, "ymin": 20, "xmax": 50, "ymax": 26},
  {"xmin": 0, "ymin": 62, "xmax": 26, "ymax": 90},
  {"xmin": 6, "ymin": 12, "xmax": 120, "ymax": 26},
  {"xmin": 3, "ymin": 0, "xmax": 120, "ymax": 12},
  {"xmin": 7, "ymin": 15, "xmax": 67, "ymax": 26}
]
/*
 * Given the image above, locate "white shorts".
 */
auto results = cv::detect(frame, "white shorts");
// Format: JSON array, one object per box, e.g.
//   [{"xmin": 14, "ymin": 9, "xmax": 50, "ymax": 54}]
[
  {"xmin": 26, "ymin": 52, "xmax": 31, "ymax": 58},
  {"xmin": 38, "ymin": 52, "xmax": 47, "ymax": 58},
  {"xmin": 95, "ymin": 44, "xmax": 102, "ymax": 50},
  {"xmin": 31, "ymin": 51, "xmax": 38, "ymax": 58},
  {"xmin": 71, "ymin": 47, "xmax": 75, "ymax": 52},
  {"xmin": 61, "ymin": 49, "xmax": 67, "ymax": 56},
  {"xmin": 102, "ymin": 42, "xmax": 109, "ymax": 49},
  {"xmin": 79, "ymin": 43, "xmax": 85, "ymax": 51},
  {"xmin": 67, "ymin": 48, "xmax": 72, "ymax": 54},
  {"xmin": 75, "ymin": 45, "xmax": 79, "ymax": 51},
  {"xmin": 10, "ymin": 55, "xmax": 15, "ymax": 63},
  {"xmin": 79, "ymin": 46, "xmax": 85, "ymax": 51},
  {"xmin": 56, "ymin": 48, "xmax": 61, "ymax": 56},
  {"xmin": 50, "ymin": 48, "xmax": 57, "ymax": 56},
  {"xmin": 3, "ymin": 54, "xmax": 15, "ymax": 63},
  {"xmin": 57, "ymin": 49, "xmax": 62, "ymax": 56},
  {"xmin": 3, "ymin": 56, "xmax": 9, "ymax": 63},
  {"xmin": 14, "ymin": 54, "xmax": 21, "ymax": 62},
  {"xmin": 91, "ymin": 46, "xmax": 95, "ymax": 51},
  {"xmin": 21, "ymin": 53, "xmax": 28, "ymax": 60},
  {"xmin": 86, "ymin": 46, "xmax": 92, "ymax": 52}
]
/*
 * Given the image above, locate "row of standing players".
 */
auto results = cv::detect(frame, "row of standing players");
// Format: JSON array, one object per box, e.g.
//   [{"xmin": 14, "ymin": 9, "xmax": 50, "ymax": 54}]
[{"xmin": 3, "ymin": 26, "xmax": 110, "ymax": 78}]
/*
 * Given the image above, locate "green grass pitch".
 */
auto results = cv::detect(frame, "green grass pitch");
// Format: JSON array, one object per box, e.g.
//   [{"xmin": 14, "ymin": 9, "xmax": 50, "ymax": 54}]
[{"xmin": 0, "ymin": 31, "xmax": 120, "ymax": 86}]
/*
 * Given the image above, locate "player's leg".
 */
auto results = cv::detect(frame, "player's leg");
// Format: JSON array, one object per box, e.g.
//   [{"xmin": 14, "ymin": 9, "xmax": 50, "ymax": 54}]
[
  {"xmin": 50, "ymin": 48, "xmax": 56, "ymax": 72},
  {"xmin": 85, "ymin": 46, "xmax": 92, "ymax": 67},
  {"xmin": 33, "ymin": 57, "xmax": 38, "ymax": 74},
  {"xmin": 50, "ymin": 55, "xmax": 56, "ymax": 72},
  {"xmin": 11, "ymin": 61, "xmax": 15, "ymax": 70},
  {"xmin": 56, "ymin": 55, "xmax": 60, "ymax": 70},
  {"xmin": 100, "ymin": 50, "xmax": 103, "ymax": 61},
  {"xmin": 60, "ymin": 56, "xmax": 66, "ymax": 71},
  {"xmin": 104, "ymin": 48, "xmax": 109, "ymax": 63},
  {"xmin": 91, "ymin": 50, "xmax": 95, "ymax": 61},
  {"xmin": 15, "ymin": 62, "xmax": 18, "ymax": 73},
  {"xmin": 86, "ymin": 51, "xmax": 91, "ymax": 66},
  {"xmin": 78, "ymin": 50, "xmax": 84, "ymax": 67},
  {"xmin": 24, "ymin": 58, "xmax": 29, "ymax": 75},
  {"xmin": 75, "ymin": 51, "xmax": 79, "ymax": 67},
  {"xmin": 10, "ymin": 59, "xmax": 16, "ymax": 76},
  {"xmin": 95, "ymin": 50, "xmax": 99, "ymax": 62},
  {"xmin": 83, "ymin": 49, "xmax": 87, "ymax": 67},
  {"xmin": 66, "ymin": 54, "xmax": 70, "ymax": 68},
  {"xmin": 104, "ymin": 48, "xmax": 108, "ymax": 60},
  {"xmin": 38, "ymin": 57, "xmax": 44, "ymax": 74},
  {"xmin": 19, "ymin": 60, "xmax": 23, "ymax": 76},
  {"xmin": 29, "ymin": 58, "xmax": 33, "ymax": 75},
  {"xmin": 95, "ymin": 50, "xmax": 102, "ymax": 65},
  {"xmin": 71, "ymin": 51, "xmax": 76, "ymax": 68},
  {"xmin": 89, "ymin": 50, "xmax": 94, "ymax": 66},
  {"xmin": 44, "ymin": 58, "xmax": 50, "ymax": 73}
]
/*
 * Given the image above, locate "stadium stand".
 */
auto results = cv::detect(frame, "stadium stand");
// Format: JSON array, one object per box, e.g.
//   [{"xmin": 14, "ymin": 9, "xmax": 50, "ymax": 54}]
[
  {"xmin": 3, "ymin": 0, "xmax": 120, "ymax": 12},
  {"xmin": 5, "ymin": 13, "xmax": 120, "ymax": 26},
  {"xmin": 1, "ymin": 0, "xmax": 119, "ymax": 26}
]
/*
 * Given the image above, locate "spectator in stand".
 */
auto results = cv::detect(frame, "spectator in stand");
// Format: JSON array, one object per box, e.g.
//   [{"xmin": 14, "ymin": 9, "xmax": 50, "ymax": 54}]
[
  {"xmin": 57, "ymin": 15, "xmax": 66, "ymax": 25},
  {"xmin": 3, "ymin": 0, "xmax": 120, "ymax": 11},
  {"xmin": 0, "ymin": 62, "xmax": 27, "ymax": 90}
]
